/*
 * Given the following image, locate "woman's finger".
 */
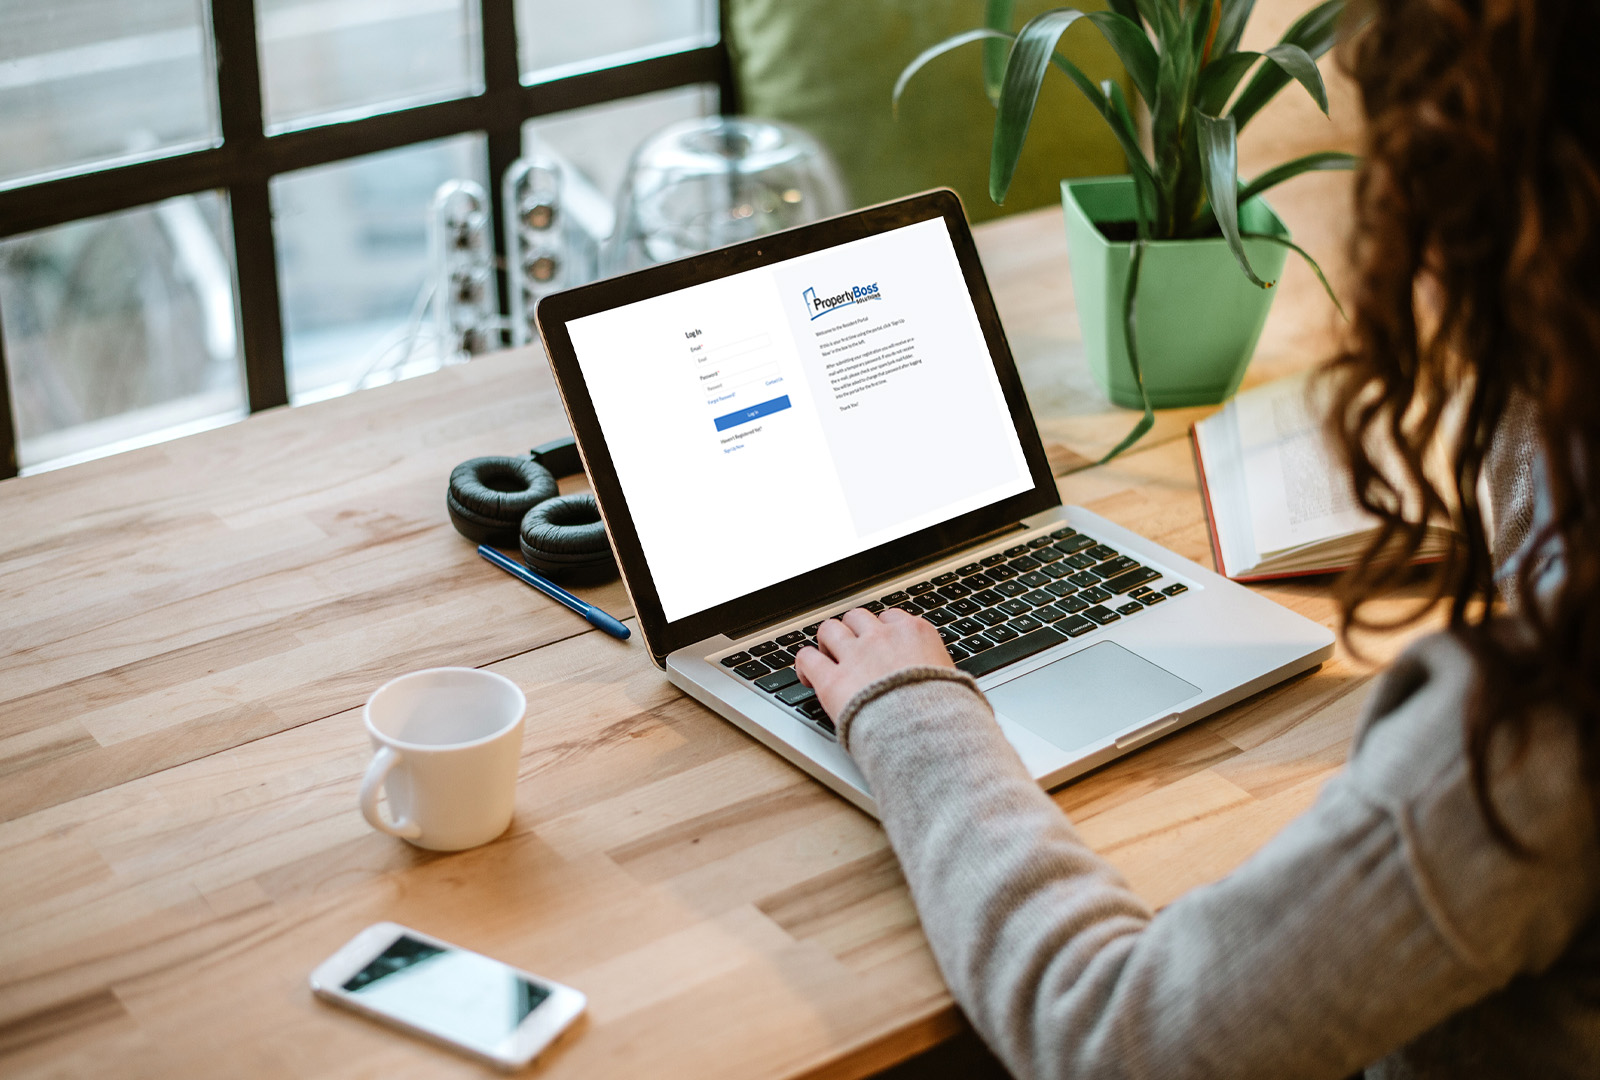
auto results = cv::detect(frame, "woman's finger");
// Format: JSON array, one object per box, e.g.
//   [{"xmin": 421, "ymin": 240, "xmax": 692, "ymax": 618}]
[
  {"xmin": 815, "ymin": 617, "xmax": 855, "ymax": 659},
  {"xmin": 793, "ymin": 644, "xmax": 831, "ymax": 688},
  {"xmin": 840, "ymin": 607, "xmax": 880, "ymax": 635}
]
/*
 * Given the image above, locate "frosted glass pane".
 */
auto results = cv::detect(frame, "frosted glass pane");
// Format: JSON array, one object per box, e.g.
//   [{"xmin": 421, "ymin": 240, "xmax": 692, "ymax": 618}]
[
  {"xmin": 523, "ymin": 84, "xmax": 715, "ymax": 202},
  {"xmin": 516, "ymin": 0, "xmax": 715, "ymax": 82},
  {"xmin": 258, "ymin": 0, "xmax": 481, "ymax": 132},
  {"xmin": 0, "ymin": 0, "xmax": 219, "ymax": 186},
  {"xmin": 272, "ymin": 135, "xmax": 488, "ymax": 403},
  {"xmin": 0, "ymin": 194, "xmax": 246, "ymax": 472}
]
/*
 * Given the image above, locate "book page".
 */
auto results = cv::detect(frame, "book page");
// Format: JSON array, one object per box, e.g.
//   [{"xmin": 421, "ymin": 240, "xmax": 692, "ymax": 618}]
[{"xmin": 1238, "ymin": 371, "xmax": 1370, "ymax": 558}]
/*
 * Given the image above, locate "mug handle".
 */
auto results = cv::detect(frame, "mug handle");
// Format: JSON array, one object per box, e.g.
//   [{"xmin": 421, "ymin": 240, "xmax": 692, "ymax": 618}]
[{"xmin": 359, "ymin": 746, "xmax": 423, "ymax": 840}]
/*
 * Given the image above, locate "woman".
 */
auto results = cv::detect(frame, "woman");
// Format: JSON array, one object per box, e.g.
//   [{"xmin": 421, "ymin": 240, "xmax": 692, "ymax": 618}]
[{"xmin": 793, "ymin": 1, "xmax": 1600, "ymax": 1076}]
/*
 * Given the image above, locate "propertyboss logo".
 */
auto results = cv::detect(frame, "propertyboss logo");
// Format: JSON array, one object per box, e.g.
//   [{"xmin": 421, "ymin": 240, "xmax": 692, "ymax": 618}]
[{"xmin": 803, "ymin": 281, "xmax": 881, "ymax": 320}]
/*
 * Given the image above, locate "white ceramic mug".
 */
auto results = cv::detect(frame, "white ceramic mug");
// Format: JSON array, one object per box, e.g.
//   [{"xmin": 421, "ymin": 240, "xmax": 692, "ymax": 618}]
[{"xmin": 359, "ymin": 667, "xmax": 527, "ymax": 851}]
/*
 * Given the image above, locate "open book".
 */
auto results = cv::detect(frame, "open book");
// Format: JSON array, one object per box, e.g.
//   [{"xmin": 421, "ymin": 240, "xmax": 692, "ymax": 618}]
[{"xmin": 1191, "ymin": 371, "xmax": 1454, "ymax": 581}]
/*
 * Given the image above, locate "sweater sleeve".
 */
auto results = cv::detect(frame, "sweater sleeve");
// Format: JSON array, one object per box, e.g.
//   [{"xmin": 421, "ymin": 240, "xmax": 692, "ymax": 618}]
[{"xmin": 842, "ymin": 632, "xmax": 1599, "ymax": 1080}]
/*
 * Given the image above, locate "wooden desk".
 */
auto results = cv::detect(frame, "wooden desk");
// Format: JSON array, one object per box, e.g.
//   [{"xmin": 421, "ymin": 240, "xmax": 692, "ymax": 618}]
[{"xmin": 0, "ymin": 206, "xmax": 1408, "ymax": 1079}]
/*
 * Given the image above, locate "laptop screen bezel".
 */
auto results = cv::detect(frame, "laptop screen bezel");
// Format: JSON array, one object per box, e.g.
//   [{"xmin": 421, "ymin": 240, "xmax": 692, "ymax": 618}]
[{"xmin": 537, "ymin": 189, "xmax": 1061, "ymax": 666}]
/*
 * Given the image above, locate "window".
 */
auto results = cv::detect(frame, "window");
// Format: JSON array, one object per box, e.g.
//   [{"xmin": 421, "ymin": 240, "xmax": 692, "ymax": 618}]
[{"xmin": 0, "ymin": 0, "xmax": 731, "ymax": 477}]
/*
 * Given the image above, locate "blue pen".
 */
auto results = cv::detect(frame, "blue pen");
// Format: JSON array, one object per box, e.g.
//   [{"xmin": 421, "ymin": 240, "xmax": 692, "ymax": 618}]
[{"xmin": 477, "ymin": 544, "xmax": 631, "ymax": 640}]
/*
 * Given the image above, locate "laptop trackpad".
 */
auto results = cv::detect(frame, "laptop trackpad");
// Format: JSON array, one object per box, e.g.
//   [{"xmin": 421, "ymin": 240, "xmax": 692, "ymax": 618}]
[{"xmin": 988, "ymin": 642, "xmax": 1200, "ymax": 752}]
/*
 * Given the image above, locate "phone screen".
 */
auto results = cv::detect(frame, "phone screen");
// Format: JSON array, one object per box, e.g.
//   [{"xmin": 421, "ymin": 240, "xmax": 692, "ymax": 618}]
[{"xmin": 342, "ymin": 934, "xmax": 551, "ymax": 1054}]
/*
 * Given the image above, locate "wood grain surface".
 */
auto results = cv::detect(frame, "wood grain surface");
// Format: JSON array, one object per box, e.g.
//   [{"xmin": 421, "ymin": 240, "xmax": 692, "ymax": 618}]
[{"xmin": 1, "ymin": 139, "xmax": 1398, "ymax": 1078}]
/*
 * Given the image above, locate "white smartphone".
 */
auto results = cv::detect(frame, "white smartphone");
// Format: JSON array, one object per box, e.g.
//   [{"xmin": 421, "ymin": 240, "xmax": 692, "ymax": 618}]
[{"xmin": 310, "ymin": 922, "xmax": 586, "ymax": 1070}]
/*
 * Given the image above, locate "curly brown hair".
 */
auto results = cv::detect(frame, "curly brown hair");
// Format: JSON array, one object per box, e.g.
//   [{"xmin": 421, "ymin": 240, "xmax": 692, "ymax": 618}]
[{"xmin": 1324, "ymin": 0, "xmax": 1600, "ymax": 843}]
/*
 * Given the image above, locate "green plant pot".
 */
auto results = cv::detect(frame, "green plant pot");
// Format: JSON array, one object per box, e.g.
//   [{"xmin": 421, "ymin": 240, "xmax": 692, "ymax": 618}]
[{"xmin": 1062, "ymin": 175, "xmax": 1289, "ymax": 409}]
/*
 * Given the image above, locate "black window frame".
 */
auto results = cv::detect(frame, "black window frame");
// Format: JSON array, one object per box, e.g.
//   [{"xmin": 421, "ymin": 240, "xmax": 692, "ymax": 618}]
[{"xmin": 0, "ymin": 0, "xmax": 737, "ymax": 479}]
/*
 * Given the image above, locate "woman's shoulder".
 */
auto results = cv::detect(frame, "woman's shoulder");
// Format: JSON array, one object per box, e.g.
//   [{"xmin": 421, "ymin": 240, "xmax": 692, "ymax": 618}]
[{"xmin": 1343, "ymin": 628, "xmax": 1600, "ymax": 974}]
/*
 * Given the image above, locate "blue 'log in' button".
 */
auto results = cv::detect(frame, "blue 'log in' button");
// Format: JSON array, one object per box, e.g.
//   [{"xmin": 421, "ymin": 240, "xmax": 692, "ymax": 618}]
[{"xmin": 713, "ymin": 394, "xmax": 791, "ymax": 432}]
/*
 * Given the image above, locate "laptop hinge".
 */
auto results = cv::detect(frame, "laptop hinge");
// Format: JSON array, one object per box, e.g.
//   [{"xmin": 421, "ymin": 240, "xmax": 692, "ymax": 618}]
[{"xmin": 723, "ymin": 520, "xmax": 1030, "ymax": 640}]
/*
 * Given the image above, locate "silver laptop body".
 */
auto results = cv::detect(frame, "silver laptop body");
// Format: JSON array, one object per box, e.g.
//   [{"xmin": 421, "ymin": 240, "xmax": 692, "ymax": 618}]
[{"xmin": 537, "ymin": 190, "xmax": 1333, "ymax": 817}]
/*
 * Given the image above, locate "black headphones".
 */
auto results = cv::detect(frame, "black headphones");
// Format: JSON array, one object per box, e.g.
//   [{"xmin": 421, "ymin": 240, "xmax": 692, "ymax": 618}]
[{"xmin": 447, "ymin": 436, "xmax": 617, "ymax": 583}]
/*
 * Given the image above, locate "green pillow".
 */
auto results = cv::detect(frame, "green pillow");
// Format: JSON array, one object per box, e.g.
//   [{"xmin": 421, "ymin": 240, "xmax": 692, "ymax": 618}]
[{"xmin": 727, "ymin": 1, "xmax": 1129, "ymax": 223}]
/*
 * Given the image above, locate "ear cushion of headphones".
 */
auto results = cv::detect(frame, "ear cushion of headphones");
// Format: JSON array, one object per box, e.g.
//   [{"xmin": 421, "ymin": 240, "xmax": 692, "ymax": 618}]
[
  {"xmin": 519, "ymin": 493, "xmax": 616, "ymax": 583},
  {"xmin": 447, "ymin": 456, "xmax": 558, "ymax": 545}
]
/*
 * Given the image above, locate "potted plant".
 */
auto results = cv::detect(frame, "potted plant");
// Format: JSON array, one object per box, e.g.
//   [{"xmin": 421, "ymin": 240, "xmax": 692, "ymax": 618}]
[{"xmin": 898, "ymin": 0, "xmax": 1352, "ymax": 457}]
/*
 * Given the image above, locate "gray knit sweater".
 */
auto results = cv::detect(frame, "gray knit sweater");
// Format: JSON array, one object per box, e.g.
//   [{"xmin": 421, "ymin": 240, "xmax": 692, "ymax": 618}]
[{"xmin": 840, "ymin": 428, "xmax": 1600, "ymax": 1078}]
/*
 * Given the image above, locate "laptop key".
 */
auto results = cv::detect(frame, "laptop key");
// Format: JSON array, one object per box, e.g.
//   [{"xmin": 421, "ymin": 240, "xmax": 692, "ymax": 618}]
[
  {"xmin": 1116, "ymin": 601, "xmax": 1144, "ymax": 616},
  {"xmin": 948, "ymin": 598, "xmax": 981, "ymax": 616},
  {"xmin": 1058, "ymin": 614, "xmax": 1096, "ymax": 637},
  {"xmin": 755, "ymin": 668, "xmax": 801, "ymax": 692},
  {"xmin": 881, "ymin": 591, "xmax": 909, "ymax": 605},
  {"xmin": 764, "ymin": 654, "xmax": 794, "ymax": 671},
  {"xmin": 946, "ymin": 642, "xmax": 969, "ymax": 661},
  {"xmin": 1020, "ymin": 571, "xmax": 1052, "ymax": 588},
  {"xmin": 804, "ymin": 623, "xmax": 822, "ymax": 635},
  {"xmin": 1092, "ymin": 556, "xmax": 1140, "ymax": 579},
  {"xmin": 924, "ymin": 607, "xmax": 957, "ymax": 626},
  {"xmin": 962, "ymin": 571, "xmax": 995, "ymax": 588},
  {"xmin": 1162, "ymin": 582, "xmax": 1189, "ymax": 596},
  {"xmin": 1049, "ymin": 526, "xmax": 1077, "ymax": 540},
  {"xmin": 751, "ymin": 640, "xmax": 781, "ymax": 656},
  {"xmin": 1086, "ymin": 544, "xmax": 1119, "ymax": 561},
  {"xmin": 952, "ymin": 617, "xmax": 985, "ymax": 636},
  {"xmin": 776, "ymin": 682, "xmax": 817, "ymax": 707},
  {"xmin": 961, "ymin": 635, "xmax": 995, "ymax": 653},
  {"xmin": 988, "ymin": 564, "xmax": 1019, "ymax": 581},
  {"xmin": 1130, "ymin": 585, "xmax": 1154, "ymax": 597},
  {"xmin": 1104, "ymin": 566, "xmax": 1161, "ymax": 594},
  {"xmin": 1068, "ymin": 571, "xmax": 1101, "ymax": 588},
  {"xmin": 734, "ymin": 661, "xmax": 770, "ymax": 680},
  {"xmin": 1059, "ymin": 595, "xmax": 1090, "ymax": 613},
  {"xmin": 998, "ymin": 598, "xmax": 1032, "ymax": 616},
  {"xmin": 799, "ymin": 698, "xmax": 829, "ymax": 720},
  {"xmin": 1008, "ymin": 555, "xmax": 1041, "ymax": 572},
  {"xmin": 985, "ymin": 625, "xmax": 1020, "ymax": 644},
  {"xmin": 1046, "ymin": 579, "xmax": 1078, "ymax": 597},
  {"xmin": 1064, "ymin": 552, "xmax": 1099, "ymax": 570},
  {"xmin": 975, "ymin": 609, "xmax": 1008, "ymax": 627},
  {"xmin": 1027, "ymin": 536, "xmax": 1056, "ymax": 549},
  {"xmin": 1084, "ymin": 605, "xmax": 1121, "ymax": 626},
  {"xmin": 909, "ymin": 580, "xmax": 936, "ymax": 594},
  {"xmin": 1079, "ymin": 585, "xmax": 1113, "ymax": 604},
  {"xmin": 896, "ymin": 601, "xmax": 925, "ymax": 616},
  {"xmin": 932, "ymin": 572, "xmax": 959, "ymax": 586},
  {"xmin": 937, "ymin": 627, "xmax": 961, "ymax": 644},
  {"xmin": 1042, "ymin": 562, "xmax": 1073, "ymax": 579},
  {"xmin": 777, "ymin": 630, "xmax": 806, "ymax": 646},
  {"xmin": 1004, "ymin": 545, "xmax": 1028, "ymax": 558},
  {"xmin": 956, "ymin": 626, "xmax": 1068, "ymax": 678},
  {"xmin": 1008, "ymin": 615, "xmax": 1043, "ymax": 634},
  {"xmin": 721, "ymin": 652, "xmax": 753, "ymax": 668},
  {"xmin": 1054, "ymin": 535, "xmax": 1096, "ymax": 555},
  {"xmin": 1138, "ymin": 592, "xmax": 1168, "ymax": 606},
  {"xmin": 995, "ymin": 579, "xmax": 1027, "ymax": 597},
  {"xmin": 936, "ymin": 583, "xmax": 972, "ymax": 601},
  {"xmin": 1032, "ymin": 603, "xmax": 1068, "ymax": 623},
  {"xmin": 980, "ymin": 553, "xmax": 1008, "ymax": 567},
  {"xmin": 1023, "ymin": 589, "xmax": 1057, "ymax": 607},
  {"xmin": 972, "ymin": 588, "xmax": 1004, "ymax": 607},
  {"xmin": 957, "ymin": 562, "xmax": 982, "ymax": 575},
  {"xmin": 863, "ymin": 601, "xmax": 885, "ymax": 613},
  {"xmin": 1033, "ymin": 548, "xmax": 1063, "ymax": 563}
]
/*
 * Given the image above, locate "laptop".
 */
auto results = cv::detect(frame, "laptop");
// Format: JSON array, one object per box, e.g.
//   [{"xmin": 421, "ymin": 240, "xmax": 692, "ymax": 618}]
[{"xmin": 536, "ymin": 190, "xmax": 1333, "ymax": 816}]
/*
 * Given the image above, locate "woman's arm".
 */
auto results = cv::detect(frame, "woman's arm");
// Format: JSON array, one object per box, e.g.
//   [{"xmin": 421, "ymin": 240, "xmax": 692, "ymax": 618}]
[{"xmin": 800, "ymin": 614, "xmax": 1599, "ymax": 1080}]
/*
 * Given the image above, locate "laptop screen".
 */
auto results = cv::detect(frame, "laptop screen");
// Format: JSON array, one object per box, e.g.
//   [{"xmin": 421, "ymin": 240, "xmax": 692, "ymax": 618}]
[{"xmin": 567, "ymin": 217, "xmax": 1033, "ymax": 622}]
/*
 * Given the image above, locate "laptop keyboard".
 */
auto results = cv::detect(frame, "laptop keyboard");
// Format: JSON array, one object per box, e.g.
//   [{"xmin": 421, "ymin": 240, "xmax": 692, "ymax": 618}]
[{"xmin": 715, "ymin": 525, "xmax": 1190, "ymax": 740}]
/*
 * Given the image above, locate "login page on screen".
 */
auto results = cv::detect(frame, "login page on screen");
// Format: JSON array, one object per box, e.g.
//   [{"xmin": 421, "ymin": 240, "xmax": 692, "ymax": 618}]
[{"xmin": 566, "ymin": 217, "xmax": 1032, "ymax": 622}]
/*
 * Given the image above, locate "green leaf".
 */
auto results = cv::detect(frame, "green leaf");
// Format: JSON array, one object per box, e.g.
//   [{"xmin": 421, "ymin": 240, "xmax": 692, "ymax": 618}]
[
  {"xmin": 1242, "ymin": 231, "xmax": 1345, "ymax": 318},
  {"xmin": 1211, "ymin": 0, "xmax": 1257, "ymax": 57},
  {"xmin": 1263, "ymin": 43, "xmax": 1328, "ymax": 114},
  {"xmin": 893, "ymin": 28, "xmax": 1012, "ymax": 117},
  {"xmin": 1237, "ymin": 150, "xmax": 1355, "ymax": 205},
  {"xmin": 1195, "ymin": 49, "xmax": 1260, "ymax": 114},
  {"xmin": 1228, "ymin": 0, "xmax": 1344, "ymax": 131},
  {"xmin": 991, "ymin": 10, "xmax": 1092, "ymax": 203},
  {"xmin": 984, "ymin": 0, "xmax": 1016, "ymax": 106},
  {"xmin": 1100, "ymin": 239, "xmax": 1155, "ymax": 463},
  {"xmin": 1196, "ymin": 110, "xmax": 1270, "ymax": 287},
  {"xmin": 1103, "ymin": 79, "xmax": 1155, "ymax": 235},
  {"xmin": 1043, "ymin": 51, "xmax": 1158, "ymax": 197},
  {"xmin": 1107, "ymin": 0, "xmax": 1143, "ymax": 31},
  {"xmin": 1083, "ymin": 11, "xmax": 1160, "ymax": 108}
]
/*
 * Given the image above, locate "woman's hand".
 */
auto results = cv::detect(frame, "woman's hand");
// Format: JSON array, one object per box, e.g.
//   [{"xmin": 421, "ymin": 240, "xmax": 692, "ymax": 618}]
[{"xmin": 794, "ymin": 607, "xmax": 953, "ymax": 718}]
